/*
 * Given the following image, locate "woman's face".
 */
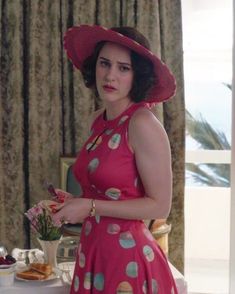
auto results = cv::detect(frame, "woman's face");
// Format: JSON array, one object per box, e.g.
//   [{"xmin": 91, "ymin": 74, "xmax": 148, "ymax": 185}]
[{"xmin": 95, "ymin": 42, "xmax": 134, "ymax": 104}]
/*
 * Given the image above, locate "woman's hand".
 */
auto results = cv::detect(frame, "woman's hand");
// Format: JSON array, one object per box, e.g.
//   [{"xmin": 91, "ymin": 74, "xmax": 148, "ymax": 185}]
[
  {"xmin": 52, "ymin": 198, "xmax": 91, "ymax": 224},
  {"xmin": 53, "ymin": 189, "xmax": 74, "ymax": 203}
]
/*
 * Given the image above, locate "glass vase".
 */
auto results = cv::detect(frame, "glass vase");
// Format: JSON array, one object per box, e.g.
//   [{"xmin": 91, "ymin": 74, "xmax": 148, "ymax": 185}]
[{"xmin": 37, "ymin": 238, "xmax": 61, "ymax": 268}]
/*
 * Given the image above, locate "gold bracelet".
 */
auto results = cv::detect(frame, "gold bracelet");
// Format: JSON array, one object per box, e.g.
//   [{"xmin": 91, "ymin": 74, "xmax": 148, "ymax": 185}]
[{"xmin": 89, "ymin": 199, "xmax": 96, "ymax": 217}]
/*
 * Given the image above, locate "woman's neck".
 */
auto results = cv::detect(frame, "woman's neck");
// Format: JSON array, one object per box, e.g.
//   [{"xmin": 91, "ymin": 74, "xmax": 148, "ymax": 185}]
[{"xmin": 104, "ymin": 100, "xmax": 133, "ymax": 120}]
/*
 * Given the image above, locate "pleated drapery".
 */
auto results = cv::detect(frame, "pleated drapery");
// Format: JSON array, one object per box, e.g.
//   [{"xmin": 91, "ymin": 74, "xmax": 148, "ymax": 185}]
[{"xmin": 0, "ymin": 0, "xmax": 185, "ymax": 273}]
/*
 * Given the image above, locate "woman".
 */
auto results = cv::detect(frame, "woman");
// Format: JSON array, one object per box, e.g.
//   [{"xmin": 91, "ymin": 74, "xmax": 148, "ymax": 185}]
[{"xmin": 53, "ymin": 25, "xmax": 177, "ymax": 293}]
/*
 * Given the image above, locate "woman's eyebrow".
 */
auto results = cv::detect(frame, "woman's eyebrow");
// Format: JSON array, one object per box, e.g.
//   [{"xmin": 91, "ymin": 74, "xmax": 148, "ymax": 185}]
[{"xmin": 99, "ymin": 56, "xmax": 132, "ymax": 66}]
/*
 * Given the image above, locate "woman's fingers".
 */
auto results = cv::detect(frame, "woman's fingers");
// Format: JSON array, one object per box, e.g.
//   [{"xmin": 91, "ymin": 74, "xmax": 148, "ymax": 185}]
[{"xmin": 53, "ymin": 189, "xmax": 73, "ymax": 203}]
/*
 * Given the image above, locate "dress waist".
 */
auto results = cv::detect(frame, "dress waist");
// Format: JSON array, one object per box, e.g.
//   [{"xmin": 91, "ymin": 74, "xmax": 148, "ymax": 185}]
[{"xmin": 82, "ymin": 216, "xmax": 146, "ymax": 235}]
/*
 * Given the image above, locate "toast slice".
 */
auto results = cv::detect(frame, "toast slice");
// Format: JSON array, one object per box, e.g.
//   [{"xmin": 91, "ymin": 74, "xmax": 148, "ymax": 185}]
[
  {"xmin": 30, "ymin": 263, "xmax": 52, "ymax": 276},
  {"xmin": 16, "ymin": 269, "xmax": 47, "ymax": 280}
]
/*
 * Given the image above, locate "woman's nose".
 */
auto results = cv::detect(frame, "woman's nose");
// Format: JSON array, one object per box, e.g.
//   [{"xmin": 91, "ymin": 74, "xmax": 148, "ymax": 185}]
[{"xmin": 105, "ymin": 66, "xmax": 116, "ymax": 81}]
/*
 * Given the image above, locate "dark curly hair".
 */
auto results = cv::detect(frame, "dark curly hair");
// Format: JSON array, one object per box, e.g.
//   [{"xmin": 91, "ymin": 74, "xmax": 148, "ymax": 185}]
[{"xmin": 81, "ymin": 27, "xmax": 156, "ymax": 103}]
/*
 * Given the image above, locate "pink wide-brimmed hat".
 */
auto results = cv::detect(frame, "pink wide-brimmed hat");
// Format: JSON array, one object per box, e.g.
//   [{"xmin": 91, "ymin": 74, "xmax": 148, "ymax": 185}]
[{"xmin": 64, "ymin": 25, "xmax": 176, "ymax": 103}]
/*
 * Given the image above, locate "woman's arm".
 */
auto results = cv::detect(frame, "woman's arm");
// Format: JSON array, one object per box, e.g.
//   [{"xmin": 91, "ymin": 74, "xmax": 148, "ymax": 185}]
[{"xmin": 95, "ymin": 108, "xmax": 172, "ymax": 220}]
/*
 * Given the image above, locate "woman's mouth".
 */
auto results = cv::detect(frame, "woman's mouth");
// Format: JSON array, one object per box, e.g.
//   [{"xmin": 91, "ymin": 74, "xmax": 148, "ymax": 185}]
[{"xmin": 103, "ymin": 85, "xmax": 117, "ymax": 92}]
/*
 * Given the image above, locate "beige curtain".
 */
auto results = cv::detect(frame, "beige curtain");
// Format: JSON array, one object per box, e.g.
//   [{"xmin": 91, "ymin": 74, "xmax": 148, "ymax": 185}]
[
  {"xmin": 159, "ymin": 0, "xmax": 185, "ymax": 273},
  {"xmin": 0, "ymin": 0, "xmax": 184, "ymax": 273}
]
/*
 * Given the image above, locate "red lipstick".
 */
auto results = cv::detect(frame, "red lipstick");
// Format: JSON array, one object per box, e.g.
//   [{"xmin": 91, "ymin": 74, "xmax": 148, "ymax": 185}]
[{"xmin": 103, "ymin": 85, "xmax": 116, "ymax": 92}]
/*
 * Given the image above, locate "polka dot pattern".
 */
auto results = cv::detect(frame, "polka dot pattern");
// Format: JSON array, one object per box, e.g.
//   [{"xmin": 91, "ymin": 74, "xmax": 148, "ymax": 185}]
[
  {"xmin": 116, "ymin": 281, "xmax": 133, "ymax": 293},
  {"xmin": 143, "ymin": 245, "xmax": 155, "ymax": 262},
  {"xmin": 119, "ymin": 231, "xmax": 136, "ymax": 249},
  {"xmin": 88, "ymin": 158, "xmax": 99, "ymax": 173},
  {"xmin": 79, "ymin": 252, "xmax": 85, "ymax": 268},
  {"xmin": 126, "ymin": 261, "xmax": 138, "ymax": 278},
  {"xmin": 84, "ymin": 221, "xmax": 92, "ymax": 236},
  {"xmin": 70, "ymin": 103, "xmax": 178, "ymax": 293},
  {"xmin": 84, "ymin": 272, "xmax": 92, "ymax": 290},
  {"xmin": 118, "ymin": 115, "xmax": 129, "ymax": 125},
  {"xmin": 105, "ymin": 187, "xmax": 121, "ymax": 200},
  {"xmin": 86, "ymin": 135, "xmax": 102, "ymax": 151},
  {"xmin": 142, "ymin": 279, "xmax": 159, "ymax": 294},
  {"xmin": 107, "ymin": 223, "xmax": 121, "ymax": 234},
  {"xmin": 74, "ymin": 275, "xmax": 79, "ymax": 292},
  {"xmin": 108, "ymin": 133, "xmax": 121, "ymax": 149},
  {"xmin": 142, "ymin": 280, "xmax": 148, "ymax": 294},
  {"xmin": 151, "ymin": 279, "xmax": 158, "ymax": 294},
  {"xmin": 95, "ymin": 215, "xmax": 100, "ymax": 223},
  {"xmin": 105, "ymin": 129, "xmax": 113, "ymax": 135},
  {"xmin": 94, "ymin": 273, "xmax": 104, "ymax": 291}
]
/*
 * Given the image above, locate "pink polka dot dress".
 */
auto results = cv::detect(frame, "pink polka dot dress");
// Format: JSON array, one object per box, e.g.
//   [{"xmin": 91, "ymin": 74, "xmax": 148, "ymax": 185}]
[{"xmin": 71, "ymin": 102, "xmax": 178, "ymax": 294}]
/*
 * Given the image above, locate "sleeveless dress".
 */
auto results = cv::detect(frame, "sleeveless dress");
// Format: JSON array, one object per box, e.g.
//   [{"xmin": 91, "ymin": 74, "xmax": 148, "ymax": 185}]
[{"xmin": 71, "ymin": 102, "xmax": 178, "ymax": 294}]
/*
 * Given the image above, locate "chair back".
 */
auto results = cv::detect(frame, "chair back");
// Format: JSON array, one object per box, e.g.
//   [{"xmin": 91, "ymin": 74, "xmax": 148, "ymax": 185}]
[
  {"xmin": 60, "ymin": 156, "xmax": 82, "ymax": 237},
  {"xmin": 60, "ymin": 157, "xmax": 82, "ymax": 196}
]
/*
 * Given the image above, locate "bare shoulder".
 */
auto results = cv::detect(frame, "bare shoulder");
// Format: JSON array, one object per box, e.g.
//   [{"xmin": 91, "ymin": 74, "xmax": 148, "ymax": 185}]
[
  {"xmin": 128, "ymin": 107, "xmax": 170, "ymax": 153},
  {"xmin": 129, "ymin": 107, "xmax": 167, "ymax": 137}
]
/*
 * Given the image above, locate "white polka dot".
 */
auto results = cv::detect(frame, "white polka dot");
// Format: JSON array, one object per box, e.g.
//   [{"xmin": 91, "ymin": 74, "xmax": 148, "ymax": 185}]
[
  {"xmin": 84, "ymin": 221, "xmax": 92, "ymax": 236},
  {"xmin": 74, "ymin": 275, "xmax": 79, "ymax": 292},
  {"xmin": 84, "ymin": 272, "xmax": 92, "ymax": 290},
  {"xmin": 108, "ymin": 133, "xmax": 121, "ymax": 149},
  {"xmin": 79, "ymin": 252, "xmax": 85, "ymax": 268},
  {"xmin": 143, "ymin": 245, "xmax": 154, "ymax": 262},
  {"xmin": 94, "ymin": 273, "xmax": 104, "ymax": 291}
]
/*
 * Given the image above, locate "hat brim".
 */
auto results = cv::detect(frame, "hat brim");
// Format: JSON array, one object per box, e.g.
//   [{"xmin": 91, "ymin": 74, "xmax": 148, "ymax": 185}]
[{"xmin": 64, "ymin": 25, "xmax": 176, "ymax": 103}]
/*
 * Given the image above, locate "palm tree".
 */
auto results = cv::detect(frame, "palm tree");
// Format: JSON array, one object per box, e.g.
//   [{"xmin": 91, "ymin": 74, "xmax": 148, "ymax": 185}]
[{"xmin": 185, "ymin": 110, "xmax": 230, "ymax": 187}]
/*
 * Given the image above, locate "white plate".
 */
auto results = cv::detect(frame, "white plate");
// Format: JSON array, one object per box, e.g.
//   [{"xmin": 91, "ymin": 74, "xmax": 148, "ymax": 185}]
[{"xmin": 15, "ymin": 267, "xmax": 61, "ymax": 283}]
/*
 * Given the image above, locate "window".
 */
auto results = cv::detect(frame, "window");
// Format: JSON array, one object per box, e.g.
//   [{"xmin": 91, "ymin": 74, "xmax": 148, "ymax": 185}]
[{"xmin": 182, "ymin": 1, "xmax": 232, "ymax": 293}]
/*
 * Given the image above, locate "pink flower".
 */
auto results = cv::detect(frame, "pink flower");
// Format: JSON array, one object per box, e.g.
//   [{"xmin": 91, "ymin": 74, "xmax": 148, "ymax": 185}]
[{"xmin": 25, "ymin": 202, "xmax": 62, "ymax": 241}]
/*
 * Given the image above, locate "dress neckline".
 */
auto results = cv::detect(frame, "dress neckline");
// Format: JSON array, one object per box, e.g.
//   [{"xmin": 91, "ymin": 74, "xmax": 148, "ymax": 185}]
[{"xmin": 101, "ymin": 102, "xmax": 146, "ymax": 128}]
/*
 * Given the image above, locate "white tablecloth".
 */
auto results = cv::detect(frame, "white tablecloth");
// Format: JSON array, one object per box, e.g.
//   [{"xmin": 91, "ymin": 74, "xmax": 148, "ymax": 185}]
[
  {"xmin": 0, "ymin": 278, "xmax": 70, "ymax": 294},
  {"xmin": 169, "ymin": 263, "xmax": 188, "ymax": 294},
  {"xmin": 0, "ymin": 262, "xmax": 187, "ymax": 294}
]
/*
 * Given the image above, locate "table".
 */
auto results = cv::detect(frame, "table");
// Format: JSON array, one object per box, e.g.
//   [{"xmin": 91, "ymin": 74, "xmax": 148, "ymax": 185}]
[
  {"xmin": 170, "ymin": 263, "xmax": 188, "ymax": 294},
  {"xmin": 0, "ymin": 262, "xmax": 187, "ymax": 293},
  {"xmin": 1, "ymin": 279, "xmax": 70, "ymax": 294}
]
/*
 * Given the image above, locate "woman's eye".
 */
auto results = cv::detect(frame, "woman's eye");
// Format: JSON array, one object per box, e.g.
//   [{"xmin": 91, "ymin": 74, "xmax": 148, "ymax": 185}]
[
  {"xmin": 100, "ymin": 60, "xmax": 110, "ymax": 67},
  {"xmin": 119, "ymin": 65, "xmax": 131, "ymax": 72}
]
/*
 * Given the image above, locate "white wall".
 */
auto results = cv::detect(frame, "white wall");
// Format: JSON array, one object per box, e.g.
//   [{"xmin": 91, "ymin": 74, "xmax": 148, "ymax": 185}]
[{"xmin": 185, "ymin": 187, "xmax": 230, "ymax": 260}]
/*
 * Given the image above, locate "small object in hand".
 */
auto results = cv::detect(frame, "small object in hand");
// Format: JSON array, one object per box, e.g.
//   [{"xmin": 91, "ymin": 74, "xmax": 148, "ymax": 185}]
[
  {"xmin": 44, "ymin": 181, "xmax": 58, "ymax": 197},
  {"xmin": 44, "ymin": 181, "xmax": 67, "ymax": 203},
  {"xmin": 49, "ymin": 203, "xmax": 59, "ymax": 213}
]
